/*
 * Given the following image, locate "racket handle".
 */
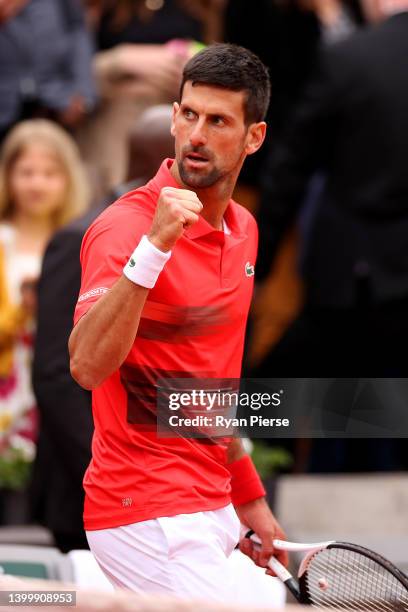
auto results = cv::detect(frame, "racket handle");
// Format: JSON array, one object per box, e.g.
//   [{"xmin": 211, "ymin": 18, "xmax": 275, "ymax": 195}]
[
  {"xmin": 243, "ymin": 529, "xmax": 302, "ymax": 603},
  {"xmin": 267, "ymin": 556, "xmax": 300, "ymax": 602},
  {"xmin": 267, "ymin": 555, "xmax": 292, "ymax": 582},
  {"xmin": 283, "ymin": 578, "xmax": 301, "ymax": 601}
]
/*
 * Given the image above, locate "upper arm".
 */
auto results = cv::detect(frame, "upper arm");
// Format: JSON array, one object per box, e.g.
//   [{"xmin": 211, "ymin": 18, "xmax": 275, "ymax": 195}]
[{"xmin": 73, "ymin": 207, "xmax": 152, "ymax": 325}]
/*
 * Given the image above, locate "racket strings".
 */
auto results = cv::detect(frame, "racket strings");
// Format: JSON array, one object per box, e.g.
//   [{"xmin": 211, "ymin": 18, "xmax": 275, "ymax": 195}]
[
  {"xmin": 313, "ymin": 549, "xmax": 407, "ymax": 612},
  {"xmin": 307, "ymin": 549, "xmax": 408, "ymax": 611},
  {"xmin": 303, "ymin": 547, "xmax": 408, "ymax": 611},
  {"xmin": 322, "ymin": 551, "xmax": 400, "ymax": 612},
  {"xmin": 309, "ymin": 548, "xmax": 382, "ymax": 612}
]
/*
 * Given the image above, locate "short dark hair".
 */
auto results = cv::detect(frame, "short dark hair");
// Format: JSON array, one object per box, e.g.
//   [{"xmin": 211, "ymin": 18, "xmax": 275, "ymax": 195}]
[{"xmin": 180, "ymin": 44, "xmax": 271, "ymax": 125}]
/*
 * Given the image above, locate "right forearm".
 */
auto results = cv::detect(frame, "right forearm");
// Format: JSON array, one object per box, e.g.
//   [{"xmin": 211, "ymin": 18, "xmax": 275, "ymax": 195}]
[
  {"xmin": 70, "ymin": 187, "xmax": 203, "ymax": 390},
  {"xmin": 69, "ymin": 275, "xmax": 149, "ymax": 390}
]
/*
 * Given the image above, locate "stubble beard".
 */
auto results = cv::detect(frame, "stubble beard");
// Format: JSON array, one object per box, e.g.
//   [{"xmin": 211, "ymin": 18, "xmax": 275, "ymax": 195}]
[{"xmin": 177, "ymin": 158, "xmax": 224, "ymax": 189}]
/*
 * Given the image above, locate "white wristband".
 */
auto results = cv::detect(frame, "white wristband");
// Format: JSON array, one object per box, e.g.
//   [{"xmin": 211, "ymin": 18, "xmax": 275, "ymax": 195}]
[{"xmin": 123, "ymin": 235, "xmax": 171, "ymax": 289}]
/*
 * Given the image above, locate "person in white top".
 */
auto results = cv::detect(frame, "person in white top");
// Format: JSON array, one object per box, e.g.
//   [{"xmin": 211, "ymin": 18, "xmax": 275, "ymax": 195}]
[{"xmin": 0, "ymin": 120, "xmax": 89, "ymax": 492}]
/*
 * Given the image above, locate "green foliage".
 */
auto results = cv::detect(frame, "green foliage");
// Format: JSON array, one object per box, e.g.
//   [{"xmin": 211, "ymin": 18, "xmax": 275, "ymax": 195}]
[
  {"xmin": 251, "ymin": 440, "xmax": 293, "ymax": 480},
  {"xmin": 0, "ymin": 447, "xmax": 32, "ymax": 491}
]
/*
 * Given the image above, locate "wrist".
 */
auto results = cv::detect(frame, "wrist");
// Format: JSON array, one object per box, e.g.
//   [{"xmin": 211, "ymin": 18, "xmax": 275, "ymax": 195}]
[
  {"xmin": 147, "ymin": 231, "xmax": 173, "ymax": 254},
  {"xmin": 123, "ymin": 235, "xmax": 171, "ymax": 289},
  {"xmin": 228, "ymin": 454, "xmax": 266, "ymax": 507}
]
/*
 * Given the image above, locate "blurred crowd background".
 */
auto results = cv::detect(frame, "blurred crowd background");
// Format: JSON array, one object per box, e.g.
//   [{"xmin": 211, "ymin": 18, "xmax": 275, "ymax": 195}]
[{"xmin": 0, "ymin": 0, "xmax": 408, "ymax": 554}]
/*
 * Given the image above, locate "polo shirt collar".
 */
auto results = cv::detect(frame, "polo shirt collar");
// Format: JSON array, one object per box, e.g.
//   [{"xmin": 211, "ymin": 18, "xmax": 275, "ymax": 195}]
[{"xmin": 148, "ymin": 159, "xmax": 246, "ymax": 241}]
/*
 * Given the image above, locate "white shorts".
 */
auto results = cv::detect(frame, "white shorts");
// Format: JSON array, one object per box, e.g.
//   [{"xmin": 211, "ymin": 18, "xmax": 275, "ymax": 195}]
[{"xmin": 86, "ymin": 504, "xmax": 285, "ymax": 607}]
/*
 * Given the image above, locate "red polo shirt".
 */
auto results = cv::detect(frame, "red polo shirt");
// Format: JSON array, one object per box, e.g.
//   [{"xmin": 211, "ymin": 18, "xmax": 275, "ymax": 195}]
[{"xmin": 74, "ymin": 159, "xmax": 258, "ymax": 530}]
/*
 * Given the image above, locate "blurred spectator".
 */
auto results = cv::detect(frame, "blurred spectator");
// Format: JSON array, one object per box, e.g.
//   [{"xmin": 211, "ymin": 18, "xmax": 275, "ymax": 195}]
[
  {"xmin": 77, "ymin": 0, "xmax": 225, "ymax": 201},
  {"xmin": 225, "ymin": 0, "xmax": 364, "ymax": 193},
  {"xmin": 301, "ymin": 0, "xmax": 362, "ymax": 44},
  {"xmin": 31, "ymin": 105, "xmax": 174, "ymax": 552},
  {"xmin": 112, "ymin": 104, "xmax": 176, "ymax": 198},
  {"xmin": 225, "ymin": 0, "xmax": 364, "ymax": 371},
  {"xmin": 86, "ymin": 0, "xmax": 225, "ymax": 46},
  {"xmin": 0, "ymin": 0, "xmax": 96, "ymax": 141},
  {"xmin": 95, "ymin": 0, "xmax": 205, "ymax": 48},
  {"xmin": 0, "ymin": 120, "xmax": 89, "ymax": 520},
  {"xmin": 254, "ymin": 0, "xmax": 408, "ymax": 471}
]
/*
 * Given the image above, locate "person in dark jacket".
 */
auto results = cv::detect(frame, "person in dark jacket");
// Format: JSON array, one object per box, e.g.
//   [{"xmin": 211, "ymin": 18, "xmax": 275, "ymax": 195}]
[{"xmin": 255, "ymin": 0, "xmax": 408, "ymax": 471}]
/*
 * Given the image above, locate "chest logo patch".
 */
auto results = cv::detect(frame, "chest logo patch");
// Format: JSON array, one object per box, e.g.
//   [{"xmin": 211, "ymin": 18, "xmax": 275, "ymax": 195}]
[{"xmin": 245, "ymin": 262, "xmax": 255, "ymax": 277}]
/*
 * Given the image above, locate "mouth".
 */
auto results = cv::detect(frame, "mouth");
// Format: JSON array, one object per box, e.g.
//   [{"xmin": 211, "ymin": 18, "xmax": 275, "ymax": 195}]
[{"xmin": 184, "ymin": 152, "xmax": 210, "ymax": 168}]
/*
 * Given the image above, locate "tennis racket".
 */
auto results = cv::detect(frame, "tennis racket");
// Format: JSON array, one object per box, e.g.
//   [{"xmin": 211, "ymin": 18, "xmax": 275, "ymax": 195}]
[{"xmin": 244, "ymin": 529, "xmax": 408, "ymax": 610}]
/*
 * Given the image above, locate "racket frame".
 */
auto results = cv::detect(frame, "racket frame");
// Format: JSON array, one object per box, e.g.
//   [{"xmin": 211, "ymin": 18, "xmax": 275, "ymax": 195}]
[{"xmin": 243, "ymin": 530, "xmax": 408, "ymax": 607}]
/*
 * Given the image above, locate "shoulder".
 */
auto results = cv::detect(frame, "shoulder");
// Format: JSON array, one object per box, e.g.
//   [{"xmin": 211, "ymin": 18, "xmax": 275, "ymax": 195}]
[
  {"xmin": 304, "ymin": 26, "xmax": 385, "ymax": 99},
  {"xmin": 84, "ymin": 187, "xmax": 156, "ymax": 241},
  {"xmin": 80, "ymin": 188, "xmax": 156, "ymax": 263},
  {"xmin": 0, "ymin": 223, "xmax": 16, "ymax": 259},
  {"xmin": 323, "ymin": 19, "xmax": 396, "ymax": 68},
  {"xmin": 319, "ymin": 19, "xmax": 406, "ymax": 98},
  {"xmin": 0, "ymin": 222, "xmax": 15, "ymax": 245}
]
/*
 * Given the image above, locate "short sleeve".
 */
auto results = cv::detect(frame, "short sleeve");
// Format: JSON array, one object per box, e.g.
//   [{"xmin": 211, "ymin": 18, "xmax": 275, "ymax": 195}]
[{"xmin": 73, "ymin": 204, "xmax": 152, "ymax": 325}]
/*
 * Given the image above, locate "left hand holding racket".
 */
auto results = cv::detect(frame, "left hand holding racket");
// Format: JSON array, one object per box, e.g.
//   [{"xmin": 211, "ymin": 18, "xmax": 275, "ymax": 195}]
[{"xmin": 235, "ymin": 497, "xmax": 289, "ymax": 572}]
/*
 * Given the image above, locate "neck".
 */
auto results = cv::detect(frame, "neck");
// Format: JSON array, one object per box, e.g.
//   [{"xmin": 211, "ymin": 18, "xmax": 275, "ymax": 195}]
[
  {"xmin": 170, "ymin": 161, "xmax": 239, "ymax": 230},
  {"xmin": 11, "ymin": 211, "xmax": 54, "ymax": 241}
]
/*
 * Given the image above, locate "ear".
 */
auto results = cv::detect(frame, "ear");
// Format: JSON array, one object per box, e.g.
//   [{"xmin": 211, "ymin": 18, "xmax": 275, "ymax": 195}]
[
  {"xmin": 245, "ymin": 122, "xmax": 267, "ymax": 156},
  {"xmin": 170, "ymin": 102, "xmax": 180, "ymax": 138}
]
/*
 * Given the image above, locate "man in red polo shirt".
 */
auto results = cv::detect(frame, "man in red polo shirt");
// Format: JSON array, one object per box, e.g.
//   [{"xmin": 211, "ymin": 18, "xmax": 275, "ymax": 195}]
[{"xmin": 69, "ymin": 43, "xmax": 287, "ymax": 603}]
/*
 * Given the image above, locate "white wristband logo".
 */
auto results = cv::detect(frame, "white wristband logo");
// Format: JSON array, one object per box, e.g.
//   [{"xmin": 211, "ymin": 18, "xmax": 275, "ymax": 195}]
[{"xmin": 123, "ymin": 235, "xmax": 171, "ymax": 289}]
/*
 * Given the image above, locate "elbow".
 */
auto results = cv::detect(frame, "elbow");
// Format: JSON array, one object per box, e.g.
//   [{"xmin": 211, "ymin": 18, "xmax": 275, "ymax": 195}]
[
  {"xmin": 69, "ymin": 328, "xmax": 100, "ymax": 390},
  {"xmin": 68, "ymin": 327, "xmax": 114, "ymax": 390},
  {"xmin": 70, "ymin": 355, "xmax": 100, "ymax": 391}
]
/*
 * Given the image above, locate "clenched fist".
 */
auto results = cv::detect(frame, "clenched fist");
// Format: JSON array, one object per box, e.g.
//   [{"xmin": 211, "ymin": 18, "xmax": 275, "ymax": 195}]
[{"xmin": 148, "ymin": 187, "xmax": 203, "ymax": 253}]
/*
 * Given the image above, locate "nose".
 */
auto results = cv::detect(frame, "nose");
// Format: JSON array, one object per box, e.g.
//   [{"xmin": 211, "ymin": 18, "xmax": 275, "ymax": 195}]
[
  {"xmin": 29, "ymin": 173, "xmax": 49, "ymax": 192},
  {"xmin": 189, "ymin": 118, "xmax": 207, "ymax": 147}
]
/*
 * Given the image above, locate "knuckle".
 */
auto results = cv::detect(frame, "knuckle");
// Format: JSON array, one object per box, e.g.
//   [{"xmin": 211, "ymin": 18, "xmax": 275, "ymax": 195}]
[
  {"xmin": 169, "ymin": 201, "xmax": 180, "ymax": 215},
  {"xmin": 161, "ymin": 187, "xmax": 174, "ymax": 200}
]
